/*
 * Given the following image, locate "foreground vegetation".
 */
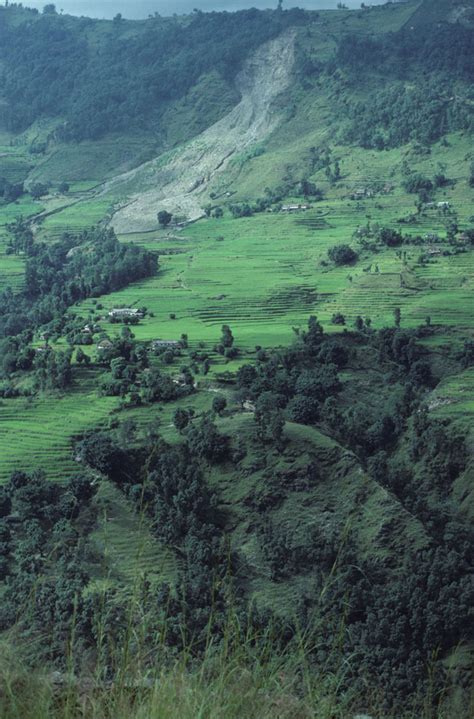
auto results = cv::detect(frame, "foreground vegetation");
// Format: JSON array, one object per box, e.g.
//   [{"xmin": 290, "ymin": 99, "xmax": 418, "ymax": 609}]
[{"xmin": 1, "ymin": 631, "xmax": 472, "ymax": 719}]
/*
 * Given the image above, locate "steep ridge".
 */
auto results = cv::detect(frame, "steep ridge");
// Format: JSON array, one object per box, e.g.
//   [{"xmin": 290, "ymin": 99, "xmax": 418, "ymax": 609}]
[{"xmin": 106, "ymin": 30, "xmax": 297, "ymax": 233}]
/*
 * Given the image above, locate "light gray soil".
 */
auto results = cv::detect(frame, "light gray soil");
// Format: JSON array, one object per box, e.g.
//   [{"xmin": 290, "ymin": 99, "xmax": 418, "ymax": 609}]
[{"xmin": 106, "ymin": 30, "xmax": 296, "ymax": 233}]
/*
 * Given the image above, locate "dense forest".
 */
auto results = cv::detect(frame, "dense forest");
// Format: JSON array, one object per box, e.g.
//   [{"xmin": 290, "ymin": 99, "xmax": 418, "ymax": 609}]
[
  {"xmin": 0, "ymin": 225, "xmax": 156, "ymax": 339},
  {"xmin": 0, "ymin": 226, "xmax": 156, "ymax": 392},
  {"xmin": 336, "ymin": 24, "xmax": 474, "ymax": 148},
  {"xmin": 0, "ymin": 5, "xmax": 306, "ymax": 140}
]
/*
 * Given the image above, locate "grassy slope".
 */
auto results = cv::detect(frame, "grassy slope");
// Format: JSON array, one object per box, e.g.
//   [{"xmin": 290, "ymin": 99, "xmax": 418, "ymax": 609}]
[
  {"xmin": 207, "ymin": 413, "xmax": 430, "ymax": 614},
  {"xmin": 0, "ymin": 369, "xmax": 117, "ymax": 483}
]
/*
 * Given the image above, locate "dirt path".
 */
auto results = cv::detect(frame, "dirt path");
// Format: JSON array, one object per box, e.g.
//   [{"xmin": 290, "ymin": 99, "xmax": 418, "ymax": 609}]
[{"xmin": 105, "ymin": 30, "xmax": 297, "ymax": 233}]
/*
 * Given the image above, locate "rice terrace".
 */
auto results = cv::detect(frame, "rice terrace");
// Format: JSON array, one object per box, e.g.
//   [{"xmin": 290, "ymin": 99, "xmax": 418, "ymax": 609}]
[{"xmin": 0, "ymin": 1, "xmax": 473, "ymax": 717}]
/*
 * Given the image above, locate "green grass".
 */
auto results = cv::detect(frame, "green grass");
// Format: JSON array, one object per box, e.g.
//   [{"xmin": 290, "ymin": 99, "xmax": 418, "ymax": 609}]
[
  {"xmin": 0, "ymin": 4, "xmax": 472, "ymax": 712},
  {"xmin": 90, "ymin": 481, "xmax": 179, "ymax": 591},
  {"xmin": 2, "ymin": 631, "xmax": 467, "ymax": 719},
  {"xmin": 69, "ymin": 196, "xmax": 472, "ymax": 353},
  {"xmin": 0, "ymin": 369, "xmax": 118, "ymax": 484},
  {"xmin": 0, "ymin": 197, "xmax": 44, "ymax": 226},
  {"xmin": 428, "ymin": 366, "xmax": 474, "ymax": 427},
  {"xmin": 27, "ymin": 134, "xmax": 159, "ymax": 185},
  {"xmin": 38, "ymin": 198, "xmax": 114, "ymax": 240},
  {"xmin": 60, "ymin": 128, "xmax": 473, "ymax": 352},
  {"xmin": 0, "ymin": 150, "xmax": 33, "ymax": 184},
  {"xmin": 0, "ymin": 242, "xmax": 24, "ymax": 292}
]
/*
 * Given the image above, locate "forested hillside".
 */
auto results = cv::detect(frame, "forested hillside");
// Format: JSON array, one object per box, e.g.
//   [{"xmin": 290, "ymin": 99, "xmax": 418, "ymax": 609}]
[
  {"xmin": 0, "ymin": 1, "xmax": 473, "ymax": 717},
  {"xmin": 0, "ymin": 4, "xmax": 305, "ymax": 140}
]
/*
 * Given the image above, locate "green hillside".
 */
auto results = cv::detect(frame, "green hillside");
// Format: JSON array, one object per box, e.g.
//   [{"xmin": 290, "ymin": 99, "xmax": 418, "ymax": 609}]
[{"xmin": 0, "ymin": 1, "xmax": 473, "ymax": 716}]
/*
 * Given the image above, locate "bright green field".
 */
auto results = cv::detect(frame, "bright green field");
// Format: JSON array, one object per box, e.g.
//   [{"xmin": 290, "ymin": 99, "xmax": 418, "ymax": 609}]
[
  {"xmin": 429, "ymin": 367, "xmax": 474, "ymax": 427},
  {"xmin": 0, "ymin": 240, "xmax": 24, "ymax": 291},
  {"xmin": 38, "ymin": 198, "xmax": 114, "ymax": 240},
  {"xmin": 0, "ymin": 369, "xmax": 118, "ymax": 483},
  {"xmin": 73, "ymin": 203, "xmax": 473, "ymax": 352}
]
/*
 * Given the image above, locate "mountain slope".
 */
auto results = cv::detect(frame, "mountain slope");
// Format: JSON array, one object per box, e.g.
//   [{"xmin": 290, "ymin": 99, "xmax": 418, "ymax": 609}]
[{"xmin": 106, "ymin": 30, "xmax": 297, "ymax": 232}]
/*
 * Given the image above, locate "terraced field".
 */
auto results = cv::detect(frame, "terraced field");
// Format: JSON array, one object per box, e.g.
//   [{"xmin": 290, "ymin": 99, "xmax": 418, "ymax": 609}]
[
  {"xmin": 429, "ymin": 366, "xmax": 474, "ymax": 428},
  {"xmin": 71, "ymin": 193, "xmax": 473, "ymax": 353},
  {"xmin": 38, "ymin": 197, "xmax": 114, "ymax": 241},
  {"xmin": 0, "ymin": 369, "xmax": 118, "ymax": 484},
  {"xmin": 0, "ymin": 240, "xmax": 24, "ymax": 292},
  {"xmin": 90, "ymin": 482, "xmax": 179, "ymax": 591}
]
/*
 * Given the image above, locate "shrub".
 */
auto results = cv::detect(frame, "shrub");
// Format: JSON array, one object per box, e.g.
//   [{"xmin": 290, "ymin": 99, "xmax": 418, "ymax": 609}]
[{"xmin": 328, "ymin": 244, "xmax": 358, "ymax": 265}]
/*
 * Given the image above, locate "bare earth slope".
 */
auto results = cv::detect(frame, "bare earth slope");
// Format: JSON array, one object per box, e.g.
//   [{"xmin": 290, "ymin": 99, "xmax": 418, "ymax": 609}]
[{"xmin": 106, "ymin": 30, "xmax": 296, "ymax": 233}]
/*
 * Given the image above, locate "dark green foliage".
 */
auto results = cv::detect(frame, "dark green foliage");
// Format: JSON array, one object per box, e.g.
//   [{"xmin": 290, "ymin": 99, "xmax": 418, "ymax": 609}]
[
  {"xmin": 69, "ymin": 474, "xmax": 97, "ymax": 505},
  {"xmin": 96, "ymin": 433, "xmax": 233, "ymax": 652},
  {"xmin": 0, "ymin": 8, "xmax": 305, "ymax": 139},
  {"xmin": 299, "ymin": 179, "xmax": 323, "ymax": 199},
  {"xmin": 220, "ymin": 324, "xmax": 234, "ymax": 348},
  {"xmin": 410, "ymin": 410, "xmax": 467, "ymax": 490},
  {"xmin": 254, "ymin": 392, "xmax": 285, "ymax": 445},
  {"xmin": 141, "ymin": 367, "xmax": 181, "ymax": 403},
  {"xmin": 402, "ymin": 173, "xmax": 433, "ymax": 195},
  {"xmin": 147, "ymin": 443, "xmax": 218, "ymax": 544},
  {"xmin": 394, "ymin": 307, "xmax": 401, "ymax": 328},
  {"xmin": 157, "ymin": 210, "xmax": 172, "ymax": 228},
  {"xmin": 354, "ymin": 316, "xmax": 364, "ymax": 331},
  {"xmin": 0, "ymin": 178, "xmax": 24, "ymax": 205},
  {"xmin": 328, "ymin": 244, "xmax": 358, "ymax": 266},
  {"xmin": 334, "ymin": 25, "xmax": 474, "ymax": 148},
  {"xmin": 316, "ymin": 341, "xmax": 348, "ymax": 369},
  {"xmin": 331, "ymin": 312, "xmax": 345, "ymax": 325},
  {"xmin": 212, "ymin": 394, "xmax": 227, "ymax": 416},
  {"xmin": 24, "ymin": 227, "xmax": 156, "ymax": 302},
  {"xmin": 408, "ymin": 359, "xmax": 434, "ymax": 388},
  {"xmin": 302, "ymin": 315, "xmax": 324, "ymax": 352},
  {"xmin": 5, "ymin": 317, "xmax": 471, "ymax": 705},
  {"xmin": 379, "ymin": 227, "xmax": 404, "ymax": 247},
  {"xmin": 187, "ymin": 416, "xmax": 230, "ymax": 462},
  {"xmin": 295, "ymin": 365, "xmax": 341, "ymax": 401},
  {"xmin": 459, "ymin": 339, "xmax": 474, "ymax": 368},
  {"xmin": 173, "ymin": 406, "xmax": 192, "ymax": 431},
  {"xmin": 5, "ymin": 216, "xmax": 34, "ymax": 256},
  {"xmin": 75, "ymin": 432, "xmax": 128, "ymax": 478},
  {"xmin": 0, "ymin": 333, "xmax": 35, "ymax": 376},
  {"xmin": 321, "ymin": 548, "xmax": 474, "ymax": 706},
  {"xmin": 229, "ymin": 202, "xmax": 254, "ymax": 218},
  {"xmin": 0, "ymin": 468, "xmax": 97, "ymax": 661},
  {"xmin": 0, "ymin": 226, "xmax": 156, "ymax": 342},
  {"xmin": 261, "ymin": 520, "xmax": 337, "ymax": 581},
  {"xmin": 33, "ymin": 347, "xmax": 73, "ymax": 391},
  {"xmin": 29, "ymin": 182, "xmax": 48, "ymax": 199},
  {"xmin": 287, "ymin": 394, "xmax": 320, "ymax": 424},
  {"xmin": 0, "ymin": 7, "xmax": 472, "ymax": 707}
]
